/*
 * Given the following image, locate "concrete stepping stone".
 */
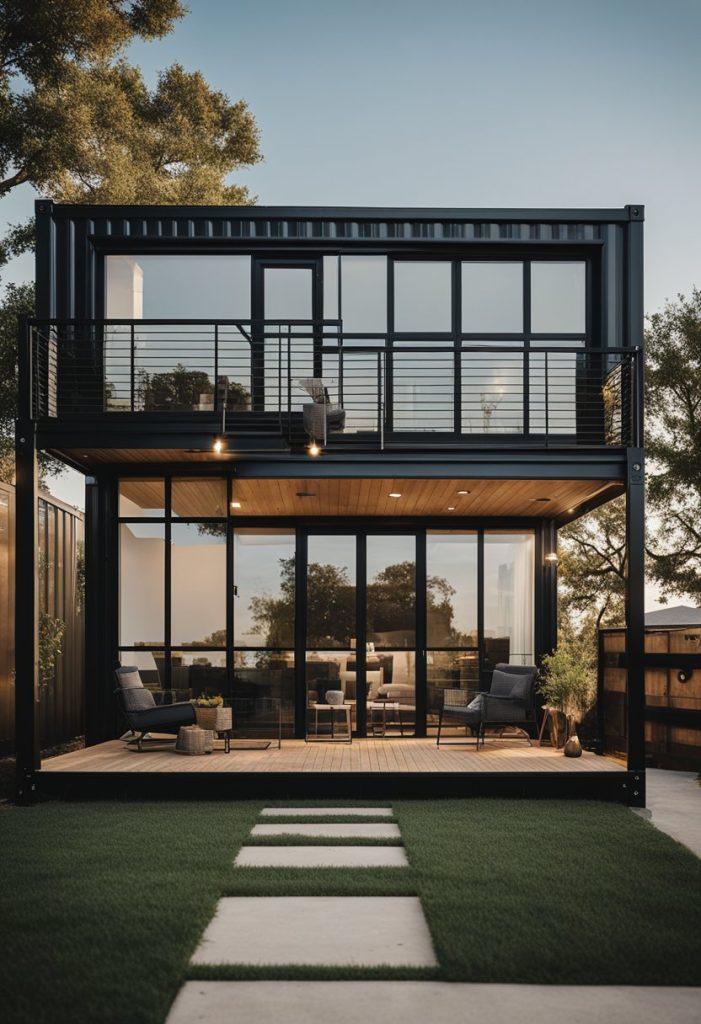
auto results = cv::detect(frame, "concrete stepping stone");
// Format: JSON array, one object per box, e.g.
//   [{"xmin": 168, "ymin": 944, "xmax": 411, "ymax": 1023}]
[
  {"xmin": 190, "ymin": 897, "xmax": 437, "ymax": 967},
  {"xmin": 167, "ymin": 981, "xmax": 701, "ymax": 1024},
  {"xmin": 260, "ymin": 806, "xmax": 394, "ymax": 818},
  {"xmin": 251, "ymin": 822, "xmax": 400, "ymax": 839},
  {"xmin": 234, "ymin": 845, "xmax": 408, "ymax": 868}
]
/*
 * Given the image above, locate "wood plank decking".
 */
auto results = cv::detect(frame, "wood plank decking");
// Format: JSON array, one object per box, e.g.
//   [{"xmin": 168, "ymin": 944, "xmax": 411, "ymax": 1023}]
[{"xmin": 40, "ymin": 738, "xmax": 625, "ymax": 775}]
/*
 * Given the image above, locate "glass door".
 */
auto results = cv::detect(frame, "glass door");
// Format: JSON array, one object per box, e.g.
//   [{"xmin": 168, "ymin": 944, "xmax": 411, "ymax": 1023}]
[
  {"xmin": 304, "ymin": 534, "xmax": 357, "ymax": 738},
  {"xmin": 254, "ymin": 261, "xmax": 319, "ymax": 413},
  {"xmin": 366, "ymin": 534, "xmax": 417, "ymax": 736},
  {"xmin": 302, "ymin": 531, "xmax": 419, "ymax": 738}
]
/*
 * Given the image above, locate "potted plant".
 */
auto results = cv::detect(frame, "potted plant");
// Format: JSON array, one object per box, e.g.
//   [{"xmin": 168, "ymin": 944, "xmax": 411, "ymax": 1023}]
[
  {"xmin": 193, "ymin": 693, "xmax": 227, "ymax": 732},
  {"xmin": 537, "ymin": 642, "xmax": 596, "ymax": 757}
]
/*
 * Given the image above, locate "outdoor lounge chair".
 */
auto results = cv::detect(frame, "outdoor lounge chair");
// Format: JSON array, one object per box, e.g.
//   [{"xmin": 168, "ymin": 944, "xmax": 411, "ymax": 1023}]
[
  {"xmin": 436, "ymin": 663, "xmax": 538, "ymax": 748},
  {"xmin": 114, "ymin": 666, "xmax": 196, "ymax": 751}
]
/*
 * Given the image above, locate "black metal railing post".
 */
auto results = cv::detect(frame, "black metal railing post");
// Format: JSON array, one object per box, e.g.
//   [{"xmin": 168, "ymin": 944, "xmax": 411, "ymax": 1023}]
[
  {"xmin": 213, "ymin": 323, "xmax": 219, "ymax": 413},
  {"xmin": 129, "ymin": 323, "xmax": 135, "ymax": 412}
]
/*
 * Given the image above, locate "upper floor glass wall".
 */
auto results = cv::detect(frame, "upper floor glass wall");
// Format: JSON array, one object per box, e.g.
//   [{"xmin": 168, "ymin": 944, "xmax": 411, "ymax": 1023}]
[
  {"xmin": 104, "ymin": 253, "xmax": 587, "ymax": 341},
  {"xmin": 105, "ymin": 255, "xmax": 251, "ymax": 319}
]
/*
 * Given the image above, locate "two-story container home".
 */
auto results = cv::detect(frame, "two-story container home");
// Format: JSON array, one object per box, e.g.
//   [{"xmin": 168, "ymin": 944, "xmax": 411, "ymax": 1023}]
[{"xmin": 15, "ymin": 202, "xmax": 645, "ymax": 803}]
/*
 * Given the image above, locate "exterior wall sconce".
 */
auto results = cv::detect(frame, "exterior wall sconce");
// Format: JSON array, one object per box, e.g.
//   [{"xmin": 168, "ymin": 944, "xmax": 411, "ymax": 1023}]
[
  {"xmin": 212, "ymin": 436, "xmax": 228, "ymax": 454},
  {"xmin": 307, "ymin": 441, "xmax": 321, "ymax": 457},
  {"xmin": 545, "ymin": 551, "xmax": 558, "ymax": 565}
]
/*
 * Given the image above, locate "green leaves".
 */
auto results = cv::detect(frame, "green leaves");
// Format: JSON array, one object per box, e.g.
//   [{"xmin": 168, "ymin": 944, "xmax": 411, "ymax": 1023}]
[
  {"xmin": 0, "ymin": 2, "xmax": 261, "ymax": 204},
  {"xmin": 646, "ymin": 288, "xmax": 701, "ymax": 601}
]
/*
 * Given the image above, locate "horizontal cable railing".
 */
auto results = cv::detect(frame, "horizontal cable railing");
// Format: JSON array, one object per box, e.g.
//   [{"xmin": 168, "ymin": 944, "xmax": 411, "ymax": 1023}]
[{"xmin": 27, "ymin": 319, "xmax": 642, "ymax": 447}]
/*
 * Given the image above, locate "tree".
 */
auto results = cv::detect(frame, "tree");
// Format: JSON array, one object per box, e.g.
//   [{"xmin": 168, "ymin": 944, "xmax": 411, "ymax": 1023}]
[
  {"xmin": 0, "ymin": 0, "xmax": 262, "ymax": 478},
  {"xmin": 0, "ymin": 1, "xmax": 260, "ymax": 236},
  {"xmin": 557, "ymin": 497, "xmax": 626, "ymax": 630},
  {"xmin": 0, "ymin": 282, "xmax": 35, "ymax": 480},
  {"xmin": 645, "ymin": 288, "xmax": 701, "ymax": 602},
  {"xmin": 249, "ymin": 557, "xmax": 461, "ymax": 650}
]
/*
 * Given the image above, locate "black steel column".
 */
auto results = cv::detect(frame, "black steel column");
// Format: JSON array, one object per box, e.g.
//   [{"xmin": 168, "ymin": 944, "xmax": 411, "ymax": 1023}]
[
  {"xmin": 294, "ymin": 529, "xmax": 307, "ymax": 738},
  {"xmin": 625, "ymin": 450, "xmax": 646, "ymax": 787},
  {"xmin": 624, "ymin": 205, "xmax": 645, "ymax": 805}
]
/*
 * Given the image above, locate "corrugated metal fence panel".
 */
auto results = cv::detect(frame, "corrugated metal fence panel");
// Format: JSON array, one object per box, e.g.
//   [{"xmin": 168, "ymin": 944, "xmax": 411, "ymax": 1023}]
[{"xmin": 0, "ymin": 482, "xmax": 84, "ymax": 755}]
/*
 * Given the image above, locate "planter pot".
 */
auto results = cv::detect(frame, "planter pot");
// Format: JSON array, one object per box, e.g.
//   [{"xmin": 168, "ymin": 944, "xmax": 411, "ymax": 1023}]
[
  {"xmin": 195, "ymin": 706, "xmax": 232, "ymax": 734},
  {"xmin": 564, "ymin": 716, "xmax": 582, "ymax": 758},
  {"xmin": 325, "ymin": 690, "xmax": 345, "ymax": 706}
]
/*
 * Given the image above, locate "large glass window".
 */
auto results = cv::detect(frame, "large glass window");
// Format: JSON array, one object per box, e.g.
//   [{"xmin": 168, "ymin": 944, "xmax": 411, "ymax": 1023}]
[
  {"xmin": 172, "ymin": 478, "xmax": 227, "ymax": 518},
  {"xmin": 306, "ymin": 535, "xmax": 356, "ymax": 649},
  {"xmin": 529, "ymin": 340, "xmax": 585, "ymax": 434},
  {"xmin": 462, "ymin": 262, "xmax": 523, "ymax": 333},
  {"xmin": 531, "ymin": 262, "xmax": 586, "ymax": 334},
  {"xmin": 119, "ymin": 522, "xmax": 165, "ymax": 646},
  {"xmin": 118, "ymin": 478, "xmax": 165, "ymax": 517},
  {"xmin": 483, "ymin": 531, "xmax": 535, "ymax": 669},
  {"xmin": 105, "ymin": 255, "xmax": 251, "ymax": 320},
  {"xmin": 393, "ymin": 261, "xmax": 452, "ymax": 333},
  {"xmin": 105, "ymin": 255, "xmax": 251, "ymax": 412},
  {"xmin": 392, "ymin": 349, "xmax": 454, "ymax": 431},
  {"xmin": 171, "ymin": 524, "xmax": 226, "ymax": 647},
  {"xmin": 234, "ymin": 528, "xmax": 296, "ymax": 648},
  {"xmin": 461, "ymin": 347, "xmax": 524, "ymax": 433},
  {"xmin": 426, "ymin": 530, "xmax": 479, "ymax": 727},
  {"xmin": 426, "ymin": 531, "xmax": 478, "ymax": 647},
  {"xmin": 340, "ymin": 256, "xmax": 387, "ymax": 333},
  {"xmin": 263, "ymin": 265, "xmax": 314, "ymax": 411}
]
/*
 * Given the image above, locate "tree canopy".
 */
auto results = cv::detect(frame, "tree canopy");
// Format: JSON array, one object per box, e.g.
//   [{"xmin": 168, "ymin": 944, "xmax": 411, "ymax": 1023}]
[
  {"xmin": 645, "ymin": 288, "xmax": 701, "ymax": 602},
  {"xmin": 0, "ymin": 0, "xmax": 261, "ymax": 278},
  {"xmin": 0, "ymin": 1, "xmax": 262, "ymax": 480}
]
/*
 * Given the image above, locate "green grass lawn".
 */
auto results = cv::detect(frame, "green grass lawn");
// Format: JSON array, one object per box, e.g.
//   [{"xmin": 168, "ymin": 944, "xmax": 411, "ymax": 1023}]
[{"xmin": 1, "ymin": 799, "xmax": 700, "ymax": 1024}]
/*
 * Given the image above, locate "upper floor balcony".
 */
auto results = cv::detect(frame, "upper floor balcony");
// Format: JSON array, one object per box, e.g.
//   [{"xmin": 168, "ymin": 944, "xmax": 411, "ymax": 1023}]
[{"xmin": 27, "ymin": 317, "xmax": 642, "ymax": 451}]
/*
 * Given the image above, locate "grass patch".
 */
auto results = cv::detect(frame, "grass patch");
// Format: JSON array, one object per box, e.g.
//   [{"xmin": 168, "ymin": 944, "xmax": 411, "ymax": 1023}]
[
  {"xmin": 395, "ymin": 799, "xmax": 701, "ymax": 985},
  {"xmin": 2, "ymin": 796, "xmax": 701, "ymax": 1024},
  {"xmin": 225, "ymin": 867, "xmax": 415, "ymax": 897},
  {"xmin": 0, "ymin": 800, "xmax": 262, "ymax": 1024}
]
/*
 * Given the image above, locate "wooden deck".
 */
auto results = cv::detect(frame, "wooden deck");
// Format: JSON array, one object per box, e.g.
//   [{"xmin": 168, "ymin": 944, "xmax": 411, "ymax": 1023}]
[{"xmin": 41, "ymin": 737, "xmax": 624, "ymax": 775}]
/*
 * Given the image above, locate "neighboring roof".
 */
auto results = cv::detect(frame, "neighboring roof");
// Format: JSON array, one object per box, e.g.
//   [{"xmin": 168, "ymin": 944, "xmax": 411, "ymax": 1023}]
[{"xmin": 645, "ymin": 606, "xmax": 701, "ymax": 627}]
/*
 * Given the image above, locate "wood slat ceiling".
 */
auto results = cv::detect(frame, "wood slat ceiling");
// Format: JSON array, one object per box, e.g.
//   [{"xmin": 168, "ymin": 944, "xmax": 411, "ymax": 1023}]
[{"xmin": 118, "ymin": 476, "xmax": 619, "ymax": 519}]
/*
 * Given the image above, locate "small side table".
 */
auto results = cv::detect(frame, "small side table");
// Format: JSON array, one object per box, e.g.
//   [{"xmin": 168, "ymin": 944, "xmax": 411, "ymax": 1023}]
[
  {"xmin": 538, "ymin": 706, "xmax": 566, "ymax": 749},
  {"xmin": 308, "ymin": 703, "xmax": 353, "ymax": 743},
  {"xmin": 367, "ymin": 700, "xmax": 403, "ymax": 737}
]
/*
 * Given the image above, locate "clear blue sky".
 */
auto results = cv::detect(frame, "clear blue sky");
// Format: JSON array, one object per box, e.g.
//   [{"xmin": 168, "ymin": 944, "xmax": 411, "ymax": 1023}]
[{"xmin": 3, "ymin": 0, "xmax": 699, "ymax": 611}]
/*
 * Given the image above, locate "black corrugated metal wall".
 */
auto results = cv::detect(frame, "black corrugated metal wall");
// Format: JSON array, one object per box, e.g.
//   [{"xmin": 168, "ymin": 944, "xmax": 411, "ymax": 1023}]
[{"xmin": 0, "ymin": 481, "xmax": 84, "ymax": 754}]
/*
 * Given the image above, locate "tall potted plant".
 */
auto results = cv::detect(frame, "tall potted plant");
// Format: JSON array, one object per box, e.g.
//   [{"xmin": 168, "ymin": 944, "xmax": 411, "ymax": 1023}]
[{"xmin": 537, "ymin": 642, "xmax": 596, "ymax": 757}]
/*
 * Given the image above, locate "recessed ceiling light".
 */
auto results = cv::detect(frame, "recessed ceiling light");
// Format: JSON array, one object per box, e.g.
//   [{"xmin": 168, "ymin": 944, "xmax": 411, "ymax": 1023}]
[
  {"xmin": 230, "ymin": 501, "xmax": 241, "ymax": 509},
  {"xmin": 389, "ymin": 492, "xmax": 402, "ymax": 498},
  {"xmin": 456, "ymin": 489, "xmax": 469, "ymax": 496},
  {"xmin": 447, "ymin": 506, "xmax": 456, "ymax": 511}
]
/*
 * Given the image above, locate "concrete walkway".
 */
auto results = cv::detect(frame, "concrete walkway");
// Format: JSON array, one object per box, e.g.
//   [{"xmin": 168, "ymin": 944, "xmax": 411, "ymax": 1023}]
[
  {"xmin": 167, "ymin": 981, "xmax": 701, "ymax": 1024},
  {"xmin": 637, "ymin": 768, "xmax": 701, "ymax": 858}
]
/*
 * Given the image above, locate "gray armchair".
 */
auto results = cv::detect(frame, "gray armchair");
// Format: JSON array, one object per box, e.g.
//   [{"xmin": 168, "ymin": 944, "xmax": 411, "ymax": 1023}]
[
  {"xmin": 436, "ymin": 663, "xmax": 537, "ymax": 749},
  {"xmin": 114, "ymin": 666, "xmax": 196, "ymax": 751}
]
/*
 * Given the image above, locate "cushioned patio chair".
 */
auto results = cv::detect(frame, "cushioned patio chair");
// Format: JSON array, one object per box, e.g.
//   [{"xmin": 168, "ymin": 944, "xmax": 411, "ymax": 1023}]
[
  {"xmin": 114, "ymin": 666, "xmax": 196, "ymax": 751},
  {"xmin": 436, "ymin": 663, "xmax": 538, "ymax": 749}
]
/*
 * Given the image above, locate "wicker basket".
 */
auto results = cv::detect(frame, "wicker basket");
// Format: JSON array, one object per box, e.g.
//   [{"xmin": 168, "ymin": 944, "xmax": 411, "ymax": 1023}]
[
  {"xmin": 175, "ymin": 725, "xmax": 213, "ymax": 756},
  {"xmin": 195, "ymin": 706, "xmax": 233, "ymax": 734}
]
